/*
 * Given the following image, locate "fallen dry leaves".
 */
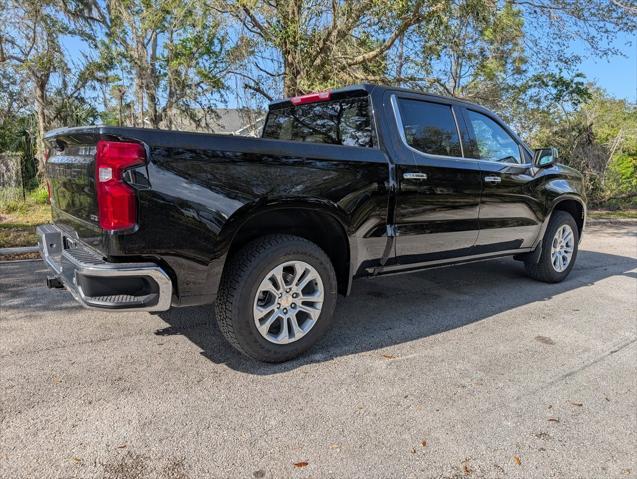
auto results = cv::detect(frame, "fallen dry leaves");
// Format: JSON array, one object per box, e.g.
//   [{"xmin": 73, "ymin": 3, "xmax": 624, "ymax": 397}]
[
  {"xmin": 461, "ymin": 458, "xmax": 473, "ymax": 476},
  {"xmin": 513, "ymin": 455, "xmax": 522, "ymax": 466},
  {"xmin": 293, "ymin": 461, "xmax": 308, "ymax": 468}
]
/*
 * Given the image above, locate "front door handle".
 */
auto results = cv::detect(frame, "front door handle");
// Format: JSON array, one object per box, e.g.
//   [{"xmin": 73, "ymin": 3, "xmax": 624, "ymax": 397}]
[
  {"xmin": 484, "ymin": 176, "xmax": 501, "ymax": 184},
  {"xmin": 403, "ymin": 172, "xmax": 428, "ymax": 181}
]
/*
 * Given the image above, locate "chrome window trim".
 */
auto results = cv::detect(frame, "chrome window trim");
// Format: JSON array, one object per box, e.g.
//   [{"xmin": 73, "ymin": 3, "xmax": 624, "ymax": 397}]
[
  {"xmin": 451, "ymin": 107, "xmax": 465, "ymax": 158},
  {"xmin": 366, "ymin": 91, "xmax": 383, "ymax": 151}
]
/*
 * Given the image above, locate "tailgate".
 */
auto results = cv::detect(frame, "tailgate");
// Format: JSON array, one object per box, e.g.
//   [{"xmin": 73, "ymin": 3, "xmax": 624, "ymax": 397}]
[
  {"xmin": 45, "ymin": 128, "xmax": 148, "ymax": 253},
  {"xmin": 46, "ymin": 132, "xmax": 102, "ymax": 248}
]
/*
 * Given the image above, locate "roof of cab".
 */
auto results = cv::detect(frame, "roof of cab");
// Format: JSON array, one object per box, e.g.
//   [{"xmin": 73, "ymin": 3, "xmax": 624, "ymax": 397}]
[{"xmin": 267, "ymin": 83, "xmax": 485, "ymax": 111}]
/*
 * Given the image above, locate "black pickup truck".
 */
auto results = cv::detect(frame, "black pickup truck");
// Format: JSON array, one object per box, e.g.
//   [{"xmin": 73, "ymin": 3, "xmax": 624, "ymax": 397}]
[{"xmin": 38, "ymin": 84, "xmax": 586, "ymax": 362}]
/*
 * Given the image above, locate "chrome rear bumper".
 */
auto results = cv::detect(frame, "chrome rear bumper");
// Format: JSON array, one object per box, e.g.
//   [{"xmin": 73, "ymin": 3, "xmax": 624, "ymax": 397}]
[{"xmin": 37, "ymin": 224, "xmax": 172, "ymax": 311}]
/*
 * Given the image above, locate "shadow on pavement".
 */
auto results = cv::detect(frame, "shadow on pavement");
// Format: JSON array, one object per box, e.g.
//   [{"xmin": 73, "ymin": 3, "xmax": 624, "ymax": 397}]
[
  {"xmin": 154, "ymin": 248, "xmax": 637, "ymax": 375},
  {"xmin": 0, "ymin": 261, "xmax": 80, "ymax": 314}
]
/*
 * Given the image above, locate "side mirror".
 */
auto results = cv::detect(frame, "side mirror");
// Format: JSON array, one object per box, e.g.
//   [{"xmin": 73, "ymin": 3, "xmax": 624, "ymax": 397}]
[{"xmin": 533, "ymin": 147, "xmax": 558, "ymax": 168}]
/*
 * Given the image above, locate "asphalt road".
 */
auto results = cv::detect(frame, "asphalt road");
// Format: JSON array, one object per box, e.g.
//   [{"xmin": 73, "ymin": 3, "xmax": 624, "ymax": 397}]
[{"xmin": 1, "ymin": 223, "xmax": 636, "ymax": 479}]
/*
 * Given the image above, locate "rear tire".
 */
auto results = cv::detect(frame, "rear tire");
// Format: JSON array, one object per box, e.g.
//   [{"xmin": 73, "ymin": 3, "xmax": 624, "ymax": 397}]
[
  {"xmin": 525, "ymin": 210, "xmax": 579, "ymax": 283},
  {"xmin": 215, "ymin": 234, "xmax": 337, "ymax": 362}
]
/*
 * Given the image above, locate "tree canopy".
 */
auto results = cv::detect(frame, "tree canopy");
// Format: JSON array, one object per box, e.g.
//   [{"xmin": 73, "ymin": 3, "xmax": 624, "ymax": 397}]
[{"xmin": 0, "ymin": 0, "xmax": 636, "ymax": 206}]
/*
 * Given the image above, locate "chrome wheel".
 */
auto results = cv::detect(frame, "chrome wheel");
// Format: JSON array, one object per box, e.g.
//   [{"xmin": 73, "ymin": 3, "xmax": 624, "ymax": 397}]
[
  {"xmin": 550, "ymin": 224, "xmax": 574, "ymax": 272},
  {"xmin": 253, "ymin": 260, "xmax": 324, "ymax": 345}
]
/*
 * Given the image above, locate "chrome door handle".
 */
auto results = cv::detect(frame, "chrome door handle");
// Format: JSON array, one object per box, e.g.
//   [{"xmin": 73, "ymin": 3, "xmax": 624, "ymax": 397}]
[
  {"xmin": 403, "ymin": 172, "xmax": 428, "ymax": 181},
  {"xmin": 484, "ymin": 176, "xmax": 501, "ymax": 184}
]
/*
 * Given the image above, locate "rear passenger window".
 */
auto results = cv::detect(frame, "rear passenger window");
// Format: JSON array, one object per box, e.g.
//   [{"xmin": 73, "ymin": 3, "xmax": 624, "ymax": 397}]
[
  {"xmin": 262, "ymin": 97, "xmax": 374, "ymax": 148},
  {"xmin": 397, "ymin": 99, "xmax": 462, "ymax": 157}
]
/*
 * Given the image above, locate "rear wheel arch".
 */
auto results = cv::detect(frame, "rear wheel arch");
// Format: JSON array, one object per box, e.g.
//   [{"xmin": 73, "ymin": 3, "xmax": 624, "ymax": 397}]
[
  {"xmin": 223, "ymin": 205, "xmax": 352, "ymax": 296},
  {"xmin": 215, "ymin": 234, "xmax": 339, "ymax": 362}
]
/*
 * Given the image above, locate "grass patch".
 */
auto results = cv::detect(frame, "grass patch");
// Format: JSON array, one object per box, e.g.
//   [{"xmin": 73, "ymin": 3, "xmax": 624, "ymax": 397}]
[
  {"xmin": 588, "ymin": 209, "xmax": 637, "ymax": 220},
  {"xmin": 0, "ymin": 190, "xmax": 51, "ymax": 248}
]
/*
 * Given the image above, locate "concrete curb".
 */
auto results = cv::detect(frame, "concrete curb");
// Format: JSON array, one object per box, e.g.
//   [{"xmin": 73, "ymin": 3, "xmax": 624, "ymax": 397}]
[
  {"xmin": 0, "ymin": 245, "xmax": 38, "ymax": 255},
  {"xmin": 587, "ymin": 218, "xmax": 637, "ymax": 225}
]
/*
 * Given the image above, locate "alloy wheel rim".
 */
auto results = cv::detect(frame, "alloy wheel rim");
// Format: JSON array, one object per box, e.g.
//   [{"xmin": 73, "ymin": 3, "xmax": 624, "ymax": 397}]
[
  {"xmin": 252, "ymin": 260, "xmax": 324, "ymax": 345},
  {"xmin": 550, "ymin": 224, "xmax": 574, "ymax": 273}
]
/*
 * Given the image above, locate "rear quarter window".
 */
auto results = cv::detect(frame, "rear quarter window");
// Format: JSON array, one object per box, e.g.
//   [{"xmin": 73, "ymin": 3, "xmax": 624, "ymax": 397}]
[{"xmin": 263, "ymin": 97, "xmax": 374, "ymax": 148}]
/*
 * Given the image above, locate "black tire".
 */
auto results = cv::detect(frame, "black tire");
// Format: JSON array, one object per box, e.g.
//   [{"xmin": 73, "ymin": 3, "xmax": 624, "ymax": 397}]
[
  {"xmin": 525, "ymin": 210, "xmax": 579, "ymax": 283},
  {"xmin": 215, "ymin": 234, "xmax": 338, "ymax": 362}
]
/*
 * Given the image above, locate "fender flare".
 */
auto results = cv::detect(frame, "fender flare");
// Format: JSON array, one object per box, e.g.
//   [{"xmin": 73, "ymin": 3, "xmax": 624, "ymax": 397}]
[
  {"xmin": 215, "ymin": 198, "xmax": 356, "ymax": 294},
  {"xmin": 523, "ymin": 195, "xmax": 587, "ymax": 264}
]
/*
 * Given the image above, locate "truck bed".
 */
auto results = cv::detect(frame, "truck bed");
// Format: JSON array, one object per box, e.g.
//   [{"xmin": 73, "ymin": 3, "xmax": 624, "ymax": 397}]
[{"xmin": 44, "ymin": 125, "xmax": 390, "ymax": 306}]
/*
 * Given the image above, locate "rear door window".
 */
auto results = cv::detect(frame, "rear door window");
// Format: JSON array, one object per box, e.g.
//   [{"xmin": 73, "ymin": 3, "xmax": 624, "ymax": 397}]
[
  {"xmin": 262, "ymin": 97, "xmax": 374, "ymax": 148},
  {"xmin": 396, "ymin": 98, "xmax": 463, "ymax": 157}
]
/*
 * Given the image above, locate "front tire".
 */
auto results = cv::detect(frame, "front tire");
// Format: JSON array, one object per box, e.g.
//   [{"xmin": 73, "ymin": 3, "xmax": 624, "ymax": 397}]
[
  {"xmin": 525, "ymin": 210, "xmax": 579, "ymax": 283},
  {"xmin": 215, "ymin": 234, "xmax": 337, "ymax": 362}
]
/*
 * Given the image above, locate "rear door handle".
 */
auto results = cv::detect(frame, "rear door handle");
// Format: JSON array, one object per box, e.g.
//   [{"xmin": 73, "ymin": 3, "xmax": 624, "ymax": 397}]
[
  {"xmin": 403, "ymin": 172, "xmax": 428, "ymax": 181},
  {"xmin": 484, "ymin": 176, "xmax": 501, "ymax": 184}
]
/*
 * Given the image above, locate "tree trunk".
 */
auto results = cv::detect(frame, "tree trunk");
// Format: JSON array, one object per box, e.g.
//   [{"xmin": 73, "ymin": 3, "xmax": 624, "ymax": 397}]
[
  {"xmin": 118, "ymin": 95, "xmax": 123, "ymax": 126},
  {"xmin": 396, "ymin": 33, "xmax": 405, "ymax": 81},
  {"xmin": 146, "ymin": 86, "xmax": 159, "ymax": 128},
  {"xmin": 135, "ymin": 75, "xmax": 144, "ymax": 127},
  {"xmin": 282, "ymin": 0, "xmax": 303, "ymax": 97},
  {"xmin": 283, "ymin": 55, "xmax": 301, "ymax": 97},
  {"xmin": 34, "ymin": 77, "xmax": 48, "ymax": 179},
  {"xmin": 150, "ymin": 32, "xmax": 161, "ymax": 128},
  {"xmin": 164, "ymin": 29, "xmax": 175, "ymax": 130}
]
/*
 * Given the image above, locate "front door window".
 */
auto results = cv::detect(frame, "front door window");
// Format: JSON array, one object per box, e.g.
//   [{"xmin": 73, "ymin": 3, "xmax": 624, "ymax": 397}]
[{"xmin": 466, "ymin": 110, "xmax": 521, "ymax": 164}]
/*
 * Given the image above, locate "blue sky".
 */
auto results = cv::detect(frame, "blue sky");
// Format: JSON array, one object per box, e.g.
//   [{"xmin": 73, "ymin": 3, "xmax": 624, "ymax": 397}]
[
  {"xmin": 62, "ymin": 29, "xmax": 637, "ymax": 106},
  {"xmin": 575, "ymin": 32, "xmax": 637, "ymax": 103}
]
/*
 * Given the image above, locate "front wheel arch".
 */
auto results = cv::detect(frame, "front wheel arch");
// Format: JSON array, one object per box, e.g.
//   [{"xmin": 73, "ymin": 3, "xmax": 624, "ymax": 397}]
[
  {"xmin": 519, "ymin": 196, "xmax": 585, "ymax": 265},
  {"xmin": 551, "ymin": 197, "xmax": 585, "ymax": 239},
  {"xmin": 525, "ymin": 210, "xmax": 580, "ymax": 283}
]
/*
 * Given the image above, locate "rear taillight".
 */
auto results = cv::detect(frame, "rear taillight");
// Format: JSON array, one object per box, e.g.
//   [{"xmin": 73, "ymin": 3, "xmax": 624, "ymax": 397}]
[
  {"xmin": 95, "ymin": 140, "xmax": 145, "ymax": 231},
  {"xmin": 290, "ymin": 90, "xmax": 332, "ymax": 105}
]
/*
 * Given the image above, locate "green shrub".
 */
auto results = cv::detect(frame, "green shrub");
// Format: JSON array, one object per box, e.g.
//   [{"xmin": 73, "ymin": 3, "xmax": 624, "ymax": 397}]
[
  {"xmin": 0, "ymin": 198, "xmax": 27, "ymax": 214},
  {"xmin": 29, "ymin": 185, "xmax": 49, "ymax": 205}
]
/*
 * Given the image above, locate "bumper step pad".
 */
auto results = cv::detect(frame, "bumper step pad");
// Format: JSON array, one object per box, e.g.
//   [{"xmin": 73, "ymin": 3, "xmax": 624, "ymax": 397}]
[{"xmin": 37, "ymin": 224, "xmax": 172, "ymax": 312}]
